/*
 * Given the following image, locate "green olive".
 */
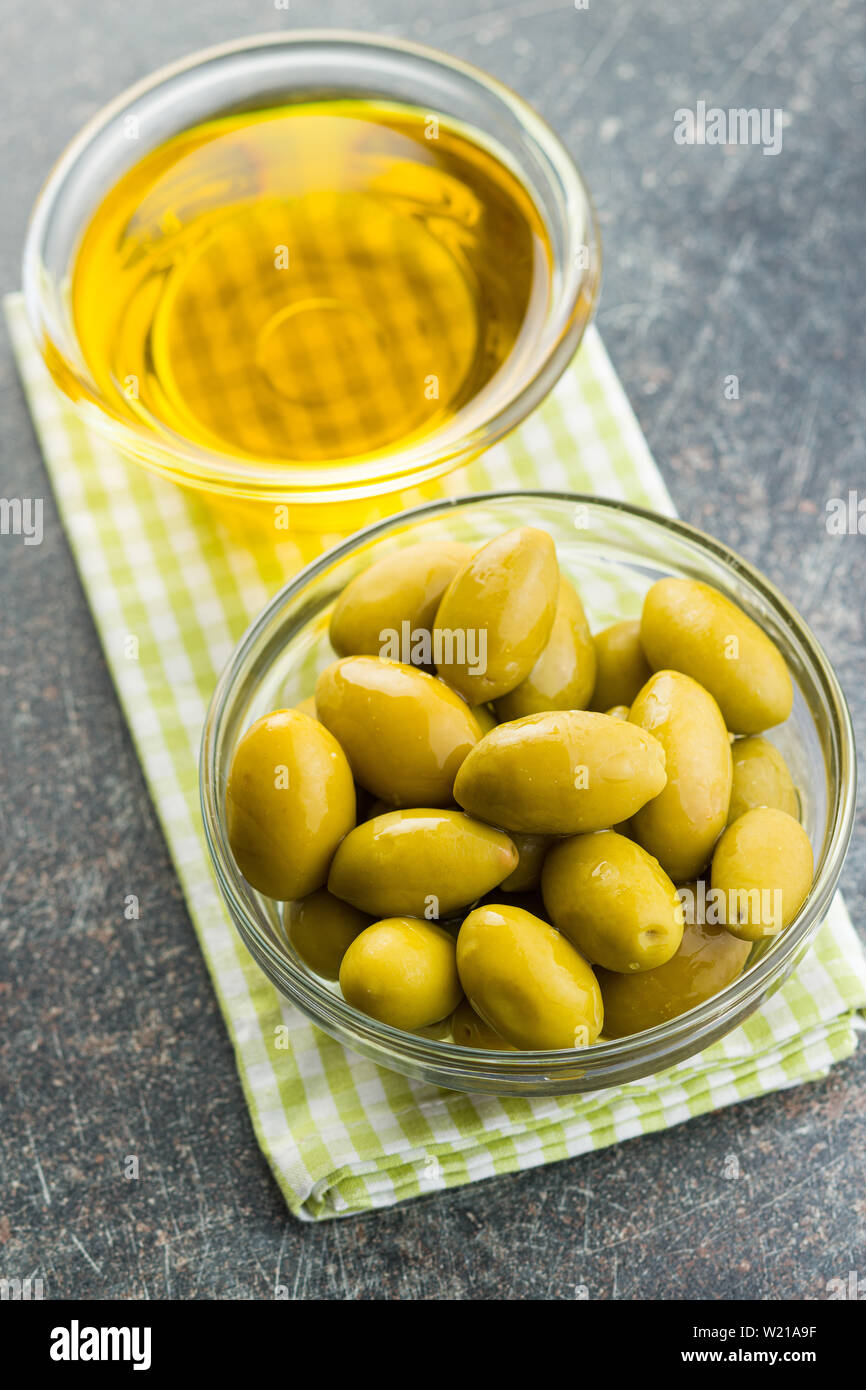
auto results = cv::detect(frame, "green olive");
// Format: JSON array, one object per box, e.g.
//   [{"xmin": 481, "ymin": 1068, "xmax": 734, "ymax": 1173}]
[
  {"xmin": 327, "ymin": 808, "xmax": 518, "ymax": 919},
  {"xmin": 450, "ymin": 996, "xmax": 515, "ymax": 1050},
  {"xmin": 728, "ymin": 736, "xmax": 799, "ymax": 824},
  {"xmin": 640, "ymin": 578, "xmax": 793, "ymax": 734},
  {"xmin": 597, "ymin": 915, "xmax": 751, "ymax": 1037},
  {"xmin": 542, "ymin": 830, "xmax": 684, "ymax": 973},
  {"xmin": 590, "ymin": 620, "xmax": 652, "ymax": 711},
  {"xmin": 456, "ymin": 903, "xmax": 603, "ymax": 1050},
  {"xmin": 284, "ymin": 889, "xmax": 369, "ymax": 980},
  {"xmin": 293, "ymin": 695, "xmax": 318, "ymax": 720},
  {"xmin": 434, "ymin": 526, "xmax": 559, "ymax": 702},
  {"xmin": 340, "ymin": 918, "xmax": 462, "ymax": 1029},
  {"xmin": 329, "ymin": 541, "xmax": 470, "ymax": 660},
  {"xmin": 226, "ymin": 709, "xmax": 355, "ymax": 901},
  {"xmin": 628, "ymin": 670, "xmax": 733, "ymax": 881},
  {"xmin": 499, "ymin": 832, "xmax": 553, "ymax": 892},
  {"xmin": 605, "ymin": 704, "xmax": 630, "ymax": 720},
  {"xmin": 710, "ymin": 807, "xmax": 813, "ymax": 940},
  {"xmin": 454, "ymin": 710, "xmax": 667, "ymax": 834},
  {"xmin": 315, "ymin": 656, "xmax": 481, "ymax": 807},
  {"xmin": 494, "ymin": 577, "xmax": 596, "ymax": 720}
]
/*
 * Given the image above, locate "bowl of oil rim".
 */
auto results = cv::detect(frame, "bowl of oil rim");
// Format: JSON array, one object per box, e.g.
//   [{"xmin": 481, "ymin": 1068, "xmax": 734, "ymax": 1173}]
[{"xmin": 23, "ymin": 31, "xmax": 600, "ymax": 517}]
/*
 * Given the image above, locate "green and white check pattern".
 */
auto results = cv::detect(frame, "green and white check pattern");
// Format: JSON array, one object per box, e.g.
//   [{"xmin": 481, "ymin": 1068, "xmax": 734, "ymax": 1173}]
[{"xmin": 7, "ymin": 293, "xmax": 866, "ymax": 1220}]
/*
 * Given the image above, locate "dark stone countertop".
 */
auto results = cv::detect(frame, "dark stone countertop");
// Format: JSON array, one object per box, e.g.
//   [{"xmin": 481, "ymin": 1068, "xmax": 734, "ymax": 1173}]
[{"xmin": 1, "ymin": 0, "xmax": 864, "ymax": 1299}]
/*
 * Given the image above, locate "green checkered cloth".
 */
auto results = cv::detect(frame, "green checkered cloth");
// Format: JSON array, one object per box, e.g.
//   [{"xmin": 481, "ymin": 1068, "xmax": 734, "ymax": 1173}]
[{"xmin": 7, "ymin": 292, "xmax": 866, "ymax": 1220}]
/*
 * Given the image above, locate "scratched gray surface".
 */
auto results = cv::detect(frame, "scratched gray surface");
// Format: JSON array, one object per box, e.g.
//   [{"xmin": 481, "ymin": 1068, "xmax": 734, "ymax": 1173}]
[{"xmin": 1, "ymin": 0, "xmax": 865, "ymax": 1300}]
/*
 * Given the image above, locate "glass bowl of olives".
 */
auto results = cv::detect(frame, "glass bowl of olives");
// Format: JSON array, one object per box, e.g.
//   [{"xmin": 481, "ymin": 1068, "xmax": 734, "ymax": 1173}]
[{"xmin": 200, "ymin": 492, "xmax": 855, "ymax": 1096}]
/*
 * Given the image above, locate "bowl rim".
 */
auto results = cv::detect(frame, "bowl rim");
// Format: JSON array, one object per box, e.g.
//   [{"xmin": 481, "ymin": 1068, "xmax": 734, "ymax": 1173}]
[
  {"xmin": 22, "ymin": 29, "xmax": 602, "ymax": 502},
  {"xmin": 200, "ymin": 489, "xmax": 857, "ymax": 1080}
]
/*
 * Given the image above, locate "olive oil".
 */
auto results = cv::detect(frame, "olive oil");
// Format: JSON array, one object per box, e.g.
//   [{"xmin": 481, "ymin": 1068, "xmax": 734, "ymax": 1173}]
[{"xmin": 72, "ymin": 101, "xmax": 551, "ymax": 465}]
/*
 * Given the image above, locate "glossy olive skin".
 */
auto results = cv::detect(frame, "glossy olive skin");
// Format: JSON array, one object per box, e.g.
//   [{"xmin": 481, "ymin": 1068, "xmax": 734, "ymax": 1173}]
[
  {"xmin": 710, "ymin": 807, "xmax": 813, "ymax": 940},
  {"xmin": 226, "ymin": 710, "xmax": 355, "ymax": 901},
  {"xmin": 434, "ymin": 526, "xmax": 559, "ymax": 703},
  {"xmin": 590, "ymin": 620, "xmax": 652, "ymax": 711},
  {"xmin": 640, "ymin": 578, "xmax": 793, "ymax": 734},
  {"xmin": 728, "ymin": 735, "xmax": 799, "ymax": 824},
  {"xmin": 597, "ymin": 915, "xmax": 751, "ymax": 1038},
  {"xmin": 542, "ymin": 830, "xmax": 684, "ymax": 973},
  {"xmin": 284, "ymin": 889, "xmax": 369, "ymax": 981},
  {"xmin": 339, "ymin": 918, "xmax": 462, "ymax": 1029},
  {"xmin": 495, "ymin": 577, "xmax": 596, "ymax": 720},
  {"xmin": 605, "ymin": 704, "xmax": 630, "ymax": 721},
  {"xmin": 450, "ymin": 997, "xmax": 515, "ymax": 1050},
  {"xmin": 329, "ymin": 541, "xmax": 470, "ymax": 659},
  {"xmin": 500, "ymin": 833, "xmax": 553, "ymax": 893},
  {"xmin": 293, "ymin": 695, "xmax": 318, "ymax": 719},
  {"xmin": 456, "ymin": 903, "xmax": 603, "ymax": 1050},
  {"xmin": 315, "ymin": 656, "xmax": 481, "ymax": 807},
  {"xmin": 454, "ymin": 710, "xmax": 667, "ymax": 835},
  {"xmin": 327, "ymin": 809, "xmax": 518, "ymax": 919},
  {"xmin": 628, "ymin": 670, "xmax": 733, "ymax": 882}
]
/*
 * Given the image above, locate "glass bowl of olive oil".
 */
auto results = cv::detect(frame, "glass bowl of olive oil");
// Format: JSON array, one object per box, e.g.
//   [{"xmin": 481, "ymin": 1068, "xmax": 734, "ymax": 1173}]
[{"xmin": 24, "ymin": 31, "xmax": 600, "ymax": 516}]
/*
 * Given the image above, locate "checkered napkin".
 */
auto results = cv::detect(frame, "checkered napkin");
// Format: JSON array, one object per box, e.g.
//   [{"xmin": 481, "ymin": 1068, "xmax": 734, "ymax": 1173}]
[{"xmin": 7, "ymin": 292, "xmax": 866, "ymax": 1220}]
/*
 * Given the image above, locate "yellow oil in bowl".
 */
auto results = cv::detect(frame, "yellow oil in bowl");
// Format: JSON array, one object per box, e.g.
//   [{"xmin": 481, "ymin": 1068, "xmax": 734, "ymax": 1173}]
[{"xmin": 71, "ymin": 100, "xmax": 552, "ymax": 475}]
